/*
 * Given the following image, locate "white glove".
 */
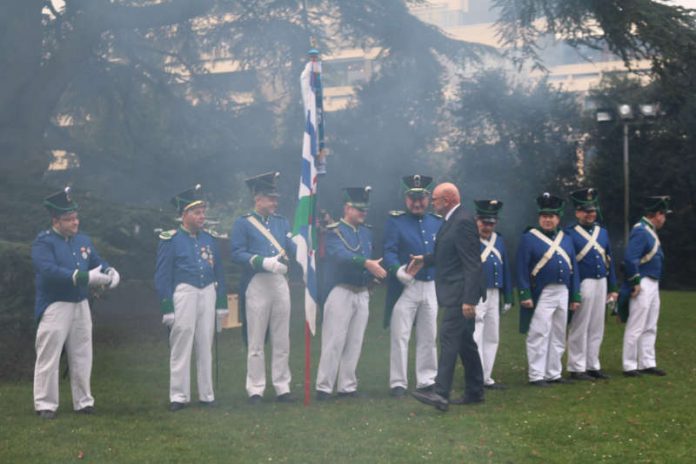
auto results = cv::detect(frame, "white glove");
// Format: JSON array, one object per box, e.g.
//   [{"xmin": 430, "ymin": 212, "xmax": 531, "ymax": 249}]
[
  {"xmin": 216, "ymin": 309, "xmax": 229, "ymax": 333},
  {"xmin": 105, "ymin": 267, "xmax": 120, "ymax": 289},
  {"xmin": 262, "ymin": 255, "xmax": 288, "ymax": 275},
  {"xmin": 396, "ymin": 265, "xmax": 415, "ymax": 286},
  {"xmin": 502, "ymin": 303, "xmax": 512, "ymax": 315},
  {"xmin": 88, "ymin": 265, "xmax": 112, "ymax": 287},
  {"xmin": 162, "ymin": 313, "xmax": 175, "ymax": 329}
]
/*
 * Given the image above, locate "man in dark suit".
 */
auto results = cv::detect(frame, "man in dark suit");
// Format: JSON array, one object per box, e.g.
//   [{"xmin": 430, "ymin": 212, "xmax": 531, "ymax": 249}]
[{"xmin": 410, "ymin": 182, "xmax": 485, "ymax": 411}]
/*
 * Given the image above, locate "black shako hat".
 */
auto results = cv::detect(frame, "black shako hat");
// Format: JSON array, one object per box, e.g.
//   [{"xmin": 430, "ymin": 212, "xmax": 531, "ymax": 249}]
[
  {"xmin": 536, "ymin": 192, "xmax": 564, "ymax": 216},
  {"xmin": 474, "ymin": 199, "xmax": 503, "ymax": 223},
  {"xmin": 44, "ymin": 186, "xmax": 78, "ymax": 216},
  {"xmin": 343, "ymin": 186, "xmax": 371, "ymax": 210},
  {"xmin": 172, "ymin": 184, "xmax": 206, "ymax": 215},
  {"xmin": 643, "ymin": 195, "xmax": 672, "ymax": 214},
  {"xmin": 245, "ymin": 171, "xmax": 280, "ymax": 197},
  {"xmin": 401, "ymin": 174, "xmax": 434, "ymax": 198},
  {"xmin": 569, "ymin": 188, "xmax": 599, "ymax": 212}
]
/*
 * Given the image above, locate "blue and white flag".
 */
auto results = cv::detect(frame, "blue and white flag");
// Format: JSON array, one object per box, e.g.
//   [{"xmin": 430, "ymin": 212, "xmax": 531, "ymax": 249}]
[{"xmin": 292, "ymin": 58, "xmax": 323, "ymax": 335}]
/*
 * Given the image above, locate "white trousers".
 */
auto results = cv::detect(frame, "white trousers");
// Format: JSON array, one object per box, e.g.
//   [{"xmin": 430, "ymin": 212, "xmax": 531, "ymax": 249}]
[
  {"xmin": 526, "ymin": 284, "xmax": 568, "ymax": 382},
  {"xmin": 389, "ymin": 280, "xmax": 438, "ymax": 389},
  {"xmin": 170, "ymin": 283, "xmax": 216, "ymax": 403},
  {"xmin": 316, "ymin": 286, "xmax": 369, "ymax": 394},
  {"xmin": 34, "ymin": 300, "xmax": 94, "ymax": 412},
  {"xmin": 567, "ymin": 278, "xmax": 607, "ymax": 372},
  {"xmin": 474, "ymin": 288, "xmax": 501, "ymax": 386},
  {"xmin": 623, "ymin": 277, "xmax": 660, "ymax": 371},
  {"xmin": 245, "ymin": 273, "xmax": 291, "ymax": 396}
]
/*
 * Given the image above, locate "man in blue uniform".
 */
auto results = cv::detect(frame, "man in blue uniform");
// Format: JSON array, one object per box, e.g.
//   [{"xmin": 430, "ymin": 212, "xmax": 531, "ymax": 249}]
[
  {"xmin": 32, "ymin": 187, "xmax": 120, "ymax": 419},
  {"xmin": 315, "ymin": 186, "xmax": 386, "ymax": 400},
  {"xmin": 565, "ymin": 188, "xmax": 618, "ymax": 381},
  {"xmin": 516, "ymin": 193, "xmax": 580, "ymax": 387},
  {"xmin": 620, "ymin": 196, "xmax": 671, "ymax": 377},
  {"xmin": 155, "ymin": 184, "xmax": 228, "ymax": 411},
  {"xmin": 473, "ymin": 199, "xmax": 512, "ymax": 390},
  {"xmin": 230, "ymin": 172, "xmax": 296, "ymax": 404},
  {"xmin": 383, "ymin": 175, "xmax": 442, "ymax": 398}
]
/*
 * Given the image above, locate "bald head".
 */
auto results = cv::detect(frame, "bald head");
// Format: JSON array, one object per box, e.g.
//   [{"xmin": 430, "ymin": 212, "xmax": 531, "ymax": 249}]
[{"xmin": 431, "ymin": 182, "xmax": 461, "ymax": 216}]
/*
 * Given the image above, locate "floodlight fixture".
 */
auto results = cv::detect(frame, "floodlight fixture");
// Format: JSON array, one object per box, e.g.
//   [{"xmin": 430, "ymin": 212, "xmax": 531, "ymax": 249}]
[{"xmin": 617, "ymin": 104, "xmax": 634, "ymax": 120}]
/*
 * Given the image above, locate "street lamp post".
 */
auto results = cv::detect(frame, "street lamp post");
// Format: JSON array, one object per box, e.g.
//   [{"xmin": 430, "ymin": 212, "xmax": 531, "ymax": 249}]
[{"xmin": 596, "ymin": 103, "xmax": 659, "ymax": 245}]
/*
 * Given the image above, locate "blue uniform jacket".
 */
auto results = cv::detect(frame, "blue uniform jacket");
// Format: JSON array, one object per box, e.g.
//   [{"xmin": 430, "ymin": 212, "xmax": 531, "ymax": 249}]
[
  {"xmin": 516, "ymin": 227, "xmax": 581, "ymax": 333},
  {"xmin": 565, "ymin": 223, "xmax": 618, "ymax": 292},
  {"xmin": 31, "ymin": 229, "xmax": 109, "ymax": 320},
  {"xmin": 155, "ymin": 227, "xmax": 227, "ymax": 313},
  {"xmin": 617, "ymin": 218, "xmax": 665, "ymax": 322},
  {"xmin": 229, "ymin": 211, "xmax": 296, "ymax": 342},
  {"xmin": 624, "ymin": 217, "xmax": 664, "ymax": 283},
  {"xmin": 480, "ymin": 233, "xmax": 513, "ymax": 304},
  {"xmin": 229, "ymin": 211, "xmax": 296, "ymax": 272},
  {"xmin": 382, "ymin": 211, "xmax": 442, "ymax": 327},
  {"xmin": 322, "ymin": 219, "xmax": 373, "ymax": 301}
]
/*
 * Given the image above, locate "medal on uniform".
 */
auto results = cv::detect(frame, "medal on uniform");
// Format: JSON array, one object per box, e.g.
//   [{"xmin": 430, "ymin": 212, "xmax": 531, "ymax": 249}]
[
  {"xmin": 80, "ymin": 246, "xmax": 91, "ymax": 260},
  {"xmin": 201, "ymin": 245, "xmax": 214, "ymax": 266}
]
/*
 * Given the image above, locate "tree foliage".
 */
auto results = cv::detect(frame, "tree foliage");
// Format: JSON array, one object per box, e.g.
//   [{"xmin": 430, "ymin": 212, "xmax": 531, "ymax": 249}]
[{"xmin": 493, "ymin": 0, "xmax": 696, "ymax": 75}]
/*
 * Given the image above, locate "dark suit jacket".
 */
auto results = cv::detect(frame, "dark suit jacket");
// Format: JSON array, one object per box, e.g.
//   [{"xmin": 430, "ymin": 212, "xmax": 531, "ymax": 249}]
[{"xmin": 424, "ymin": 205, "xmax": 484, "ymax": 307}]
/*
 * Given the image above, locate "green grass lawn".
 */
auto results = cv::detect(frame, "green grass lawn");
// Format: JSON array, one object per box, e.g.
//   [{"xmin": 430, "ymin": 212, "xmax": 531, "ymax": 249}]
[{"xmin": 1, "ymin": 288, "xmax": 694, "ymax": 463}]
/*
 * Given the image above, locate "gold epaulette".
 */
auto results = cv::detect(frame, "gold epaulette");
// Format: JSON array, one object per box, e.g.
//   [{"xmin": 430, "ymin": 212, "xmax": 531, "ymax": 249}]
[
  {"xmin": 389, "ymin": 210, "xmax": 406, "ymax": 216},
  {"xmin": 326, "ymin": 222, "xmax": 339, "ymax": 229},
  {"xmin": 159, "ymin": 229, "xmax": 177, "ymax": 240}
]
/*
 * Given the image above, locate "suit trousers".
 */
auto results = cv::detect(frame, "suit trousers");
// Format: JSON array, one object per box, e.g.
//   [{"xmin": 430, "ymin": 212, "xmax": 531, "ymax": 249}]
[
  {"xmin": 245, "ymin": 273, "xmax": 291, "ymax": 397},
  {"xmin": 316, "ymin": 285, "xmax": 369, "ymax": 394},
  {"xmin": 34, "ymin": 300, "xmax": 94, "ymax": 412},
  {"xmin": 526, "ymin": 284, "xmax": 568, "ymax": 382},
  {"xmin": 567, "ymin": 278, "xmax": 607, "ymax": 372},
  {"xmin": 473, "ymin": 288, "xmax": 501, "ymax": 386},
  {"xmin": 622, "ymin": 277, "xmax": 660, "ymax": 371},
  {"xmin": 434, "ymin": 305, "xmax": 483, "ymax": 400},
  {"xmin": 170, "ymin": 283, "xmax": 216, "ymax": 403},
  {"xmin": 389, "ymin": 280, "xmax": 438, "ymax": 389}
]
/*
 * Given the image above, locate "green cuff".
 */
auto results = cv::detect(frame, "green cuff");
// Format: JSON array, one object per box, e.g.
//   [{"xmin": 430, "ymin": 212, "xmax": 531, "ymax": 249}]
[
  {"xmin": 628, "ymin": 275, "xmax": 641, "ymax": 286},
  {"xmin": 571, "ymin": 292, "xmax": 582, "ymax": 303},
  {"xmin": 609, "ymin": 283, "xmax": 619, "ymax": 293},
  {"xmin": 215, "ymin": 295, "xmax": 228, "ymax": 310},
  {"xmin": 160, "ymin": 299, "xmax": 174, "ymax": 314},
  {"xmin": 251, "ymin": 255, "xmax": 264, "ymax": 271},
  {"xmin": 504, "ymin": 293, "xmax": 513, "ymax": 305},
  {"xmin": 519, "ymin": 288, "xmax": 532, "ymax": 301},
  {"xmin": 76, "ymin": 271, "xmax": 89, "ymax": 286},
  {"xmin": 352, "ymin": 256, "xmax": 367, "ymax": 267},
  {"xmin": 388, "ymin": 264, "xmax": 400, "ymax": 275}
]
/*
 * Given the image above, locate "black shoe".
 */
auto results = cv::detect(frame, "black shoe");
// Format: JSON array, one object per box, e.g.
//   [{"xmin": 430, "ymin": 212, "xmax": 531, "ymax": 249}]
[
  {"xmin": 337, "ymin": 390, "xmax": 367, "ymax": 399},
  {"xmin": 390, "ymin": 386, "xmax": 408, "ymax": 398},
  {"xmin": 484, "ymin": 383, "xmax": 507, "ymax": 390},
  {"xmin": 640, "ymin": 367, "xmax": 667, "ymax": 376},
  {"xmin": 76, "ymin": 406, "xmax": 95, "ymax": 415},
  {"xmin": 587, "ymin": 370, "xmax": 610, "ymax": 380},
  {"xmin": 450, "ymin": 395, "xmax": 485, "ymax": 405},
  {"xmin": 569, "ymin": 372, "xmax": 594, "ymax": 381},
  {"xmin": 169, "ymin": 401, "xmax": 187, "ymax": 412},
  {"xmin": 415, "ymin": 384, "xmax": 435, "ymax": 393},
  {"xmin": 199, "ymin": 400, "xmax": 217, "ymax": 407},
  {"xmin": 623, "ymin": 370, "xmax": 642, "ymax": 377},
  {"xmin": 315, "ymin": 390, "xmax": 332, "ymax": 401},
  {"xmin": 248, "ymin": 395, "xmax": 262, "ymax": 405},
  {"xmin": 529, "ymin": 380, "xmax": 550, "ymax": 388},
  {"xmin": 36, "ymin": 410, "xmax": 56, "ymax": 420},
  {"xmin": 547, "ymin": 377, "xmax": 573, "ymax": 385},
  {"xmin": 411, "ymin": 390, "xmax": 449, "ymax": 412},
  {"xmin": 276, "ymin": 393, "xmax": 296, "ymax": 403}
]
